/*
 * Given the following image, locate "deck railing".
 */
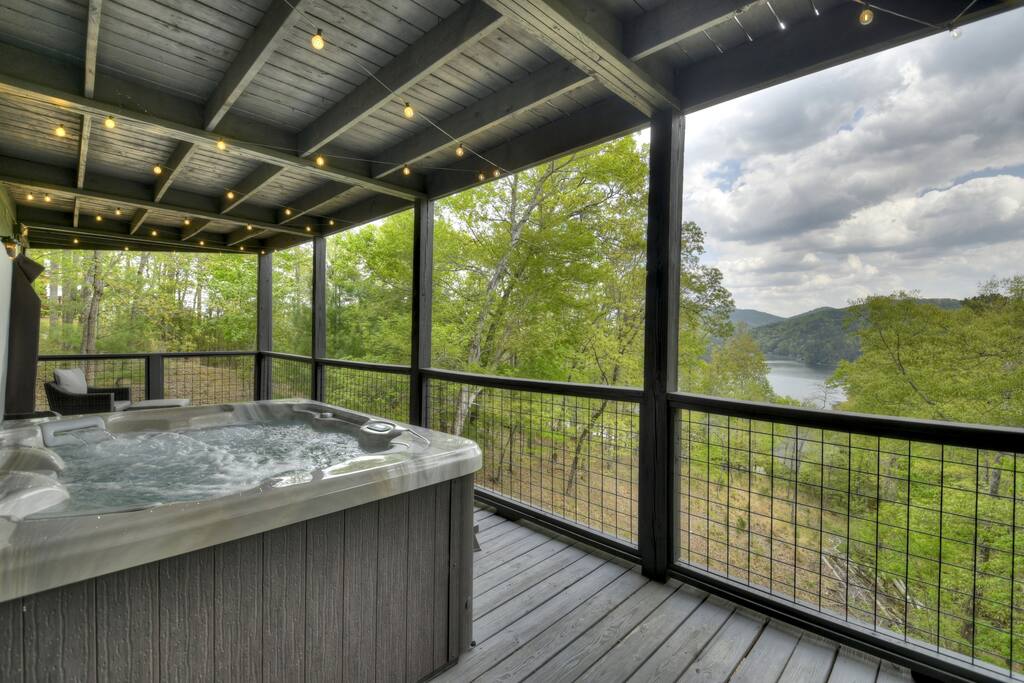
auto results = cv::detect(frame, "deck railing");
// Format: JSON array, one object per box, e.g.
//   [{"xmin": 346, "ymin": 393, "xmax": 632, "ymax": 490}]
[{"xmin": 33, "ymin": 352, "xmax": 1024, "ymax": 681}]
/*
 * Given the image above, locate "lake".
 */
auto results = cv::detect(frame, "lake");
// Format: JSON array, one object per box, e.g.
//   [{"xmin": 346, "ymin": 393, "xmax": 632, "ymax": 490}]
[{"xmin": 766, "ymin": 360, "xmax": 846, "ymax": 407}]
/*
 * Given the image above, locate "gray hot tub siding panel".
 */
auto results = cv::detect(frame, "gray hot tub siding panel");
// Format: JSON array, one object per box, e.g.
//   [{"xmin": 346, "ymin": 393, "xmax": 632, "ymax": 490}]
[{"xmin": 0, "ymin": 475, "xmax": 474, "ymax": 683}]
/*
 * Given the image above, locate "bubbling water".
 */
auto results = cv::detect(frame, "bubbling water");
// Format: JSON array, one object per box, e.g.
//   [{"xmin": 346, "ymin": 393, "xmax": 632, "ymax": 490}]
[{"xmin": 41, "ymin": 421, "xmax": 364, "ymax": 516}]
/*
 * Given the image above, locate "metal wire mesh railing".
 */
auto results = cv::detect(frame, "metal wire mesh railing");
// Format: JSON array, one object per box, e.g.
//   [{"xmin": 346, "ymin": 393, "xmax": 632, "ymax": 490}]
[
  {"xmin": 35, "ymin": 355, "xmax": 146, "ymax": 411},
  {"xmin": 164, "ymin": 354, "xmax": 255, "ymax": 405},
  {"xmin": 322, "ymin": 362, "xmax": 410, "ymax": 422},
  {"xmin": 674, "ymin": 406, "xmax": 1024, "ymax": 676},
  {"xmin": 428, "ymin": 376, "xmax": 641, "ymax": 545},
  {"xmin": 269, "ymin": 356, "xmax": 313, "ymax": 399}
]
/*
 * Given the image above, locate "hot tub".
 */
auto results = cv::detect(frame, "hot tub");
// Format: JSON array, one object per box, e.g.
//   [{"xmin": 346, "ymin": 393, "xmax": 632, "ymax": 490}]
[{"xmin": 0, "ymin": 399, "xmax": 480, "ymax": 681}]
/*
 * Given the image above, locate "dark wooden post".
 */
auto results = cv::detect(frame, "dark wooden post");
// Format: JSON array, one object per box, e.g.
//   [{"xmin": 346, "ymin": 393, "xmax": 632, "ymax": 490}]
[
  {"xmin": 256, "ymin": 250, "xmax": 273, "ymax": 400},
  {"xmin": 311, "ymin": 236, "xmax": 327, "ymax": 402},
  {"xmin": 638, "ymin": 108, "xmax": 684, "ymax": 581},
  {"xmin": 145, "ymin": 353, "xmax": 164, "ymax": 400},
  {"xmin": 409, "ymin": 198, "xmax": 434, "ymax": 426}
]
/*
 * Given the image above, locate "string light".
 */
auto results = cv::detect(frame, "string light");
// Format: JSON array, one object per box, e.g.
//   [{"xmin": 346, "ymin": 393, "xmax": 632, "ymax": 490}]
[
  {"xmin": 311, "ymin": 28, "xmax": 325, "ymax": 50},
  {"xmin": 153, "ymin": 165, "xmax": 163, "ymax": 175},
  {"xmin": 115, "ymin": 207, "xmax": 121, "ymax": 215},
  {"xmin": 199, "ymin": 240, "xmax": 205, "ymax": 246},
  {"xmin": 492, "ymin": 168, "xmax": 500, "ymax": 178},
  {"xmin": 216, "ymin": 138, "xmax": 227, "ymax": 151},
  {"xmin": 95, "ymin": 214, "xmax": 103, "ymax": 222},
  {"xmin": 859, "ymin": 6, "xmax": 874, "ymax": 25},
  {"xmin": 478, "ymin": 171, "xmax": 485, "ymax": 182},
  {"xmin": 261, "ymin": 250, "xmax": 266, "ymax": 255},
  {"xmin": 328, "ymin": 219, "xmax": 335, "ymax": 226},
  {"xmin": 766, "ymin": 0, "xmax": 786, "ymax": 29},
  {"xmin": 44, "ymin": 194, "xmax": 51, "ymax": 203},
  {"xmin": 104, "ymin": 116, "xmax": 116, "ymax": 129},
  {"xmin": 123, "ymin": 245, "xmax": 129, "ymax": 251},
  {"xmin": 73, "ymin": 238, "xmax": 79, "ymax": 244},
  {"xmin": 284, "ymin": 208, "xmax": 292, "ymax": 216},
  {"xmin": 809, "ymin": 0, "xmax": 820, "ymax": 16},
  {"xmin": 315, "ymin": 155, "xmax": 326, "ymax": 167},
  {"xmin": 55, "ymin": 124, "xmax": 67, "ymax": 138},
  {"xmin": 950, "ymin": 27, "xmax": 961, "ymax": 38},
  {"xmin": 227, "ymin": 190, "xmax": 235, "ymax": 200},
  {"xmin": 239, "ymin": 245, "xmax": 245, "ymax": 251},
  {"xmin": 26, "ymin": 193, "xmax": 34, "ymax": 201},
  {"xmin": 183, "ymin": 218, "xmax": 191, "ymax": 226},
  {"xmin": 305, "ymin": 225, "xmax": 312, "ymax": 232},
  {"xmin": 246, "ymin": 224, "xmax": 253, "ymax": 231},
  {"xmin": 151, "ymin": 229, "xmax": 158, "ymax": 236},
  {"xmin": 402, "ymin": 164, "xmax": 412, "ymax": 176},
  {"xmin": 455, "ymin": 143, "xmax": 465, "ymax": 158},
  {"xmin": 403, "ymin": 102, "xmax": 414, "ymax": 119}
]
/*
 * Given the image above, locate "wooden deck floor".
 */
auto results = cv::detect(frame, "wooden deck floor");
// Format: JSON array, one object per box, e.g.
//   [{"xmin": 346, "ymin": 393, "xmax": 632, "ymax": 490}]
[{"xmin": 436, "ymin": 507, "xmax": 914, "ymax": 683}]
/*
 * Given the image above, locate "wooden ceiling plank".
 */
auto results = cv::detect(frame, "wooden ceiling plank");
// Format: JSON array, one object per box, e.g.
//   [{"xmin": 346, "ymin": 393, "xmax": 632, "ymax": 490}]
[{"xmin": 296, "ymin": 0, "xmax": 506, "ymax": 155}]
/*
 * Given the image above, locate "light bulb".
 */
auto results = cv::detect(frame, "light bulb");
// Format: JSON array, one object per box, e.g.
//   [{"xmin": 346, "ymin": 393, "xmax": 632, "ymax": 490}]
[
  {"xmin": 305, "ymin": 225, "xmax": 312, "ymax": 232},
  {"xmin": 104, "ymin": 116, "xmax": 116, "ymax": 129},
  {"xmin": 227, "ymin": 190, "xmax": 235, "ymax": 200},
  {"xmin": 240, "ymin": 246, "xmax": 245, "ymax": 251},
  {"xmin": 123, "ymin": 246, "xmax": 129, "ymax": 251},
  {"xmin": 151, "ymin": 229, "xmax": 158, "ymax": 236},
  {"xmin": 328, "ymin": 219, "xmax": 335, "ymax": 226},
  {"xmin": 55, "ymin": 124, "xmax": 67, "ymax": 137},
  {"xmin": 403, "ymin": 102, "xmax": 414, "ymax": 119},
  {"xmin": 153, "ymin": 165, "xmax": 163, "ymax": 175},
  {"xmin": 246, "ymin": 224, "xmax": 253, "ymax": 231},
  {"xmin": 44, "ymin": 194, "xmax": 52, "ymax": 203},
  {"xmin": 315, "ymin": 155, "xmax": 326, "ymax": 167},
  {"xmin": 26, "ymin": 193, "xmax": 34, "ymax": 201},
  {"xmin": 859, "ymin": 7, "xmax": 874, "ymax": 25},
  {"xmin": 183, "ymin": 218, "xmax": 191, "ymax": 226},
  {"xmin": 199, "ymin": 240, "xmax": 205, "ymax": 246},
  {"xmin": 311, "ymin": 29, "xmax": 325, "ymax": 50},
  {"xmin": 779, "ymin": 20, "xmax": 786, "ymax": 29},
  {"xmin": 478, "ymin": 171, "xmax": 485, "ymax": 182},
  {"xmin": 261, "ymin": 250, "xmax": 266, "ymax": 255},
  {"xmin": 492, "ymin": 168, "xmax": 500, "ymax": 178},
  {"xmin": 455, "ymin": 143, "xmax": 465, "ymax": 158},
  {"xmin": 115, "ymin": 207, "xmax": 121, "ymax": 215},
  {"xmin": 950, "ymin": 27, "xmax": 961, "ymax": 39},
  {"xmin": 284, "ymin": 208, "xmax": 292, "ymax": 216},
  {"xmin": 402, "ymin": 164, "xmax": 411, "ymax": 176},
  {"xmin": 216, "ymin": 138, "xmax": 227, "ymax": 151},
  {"xmin": 73, "ymin": 238, "xmax": 79, "ymax": 244},
  {"xmin": 95, "ymin": 214, "xmax": 103, "ymax": 222}
]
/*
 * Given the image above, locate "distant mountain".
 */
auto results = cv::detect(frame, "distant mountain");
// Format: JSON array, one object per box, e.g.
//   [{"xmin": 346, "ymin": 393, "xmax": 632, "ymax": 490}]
[
  {"xmin": 730, "ymin": 309, "xmax": 785, "ymax": 328},
  {"xmin": 749, "ymin": 298, "xmax": 962, "ymax": 367}
]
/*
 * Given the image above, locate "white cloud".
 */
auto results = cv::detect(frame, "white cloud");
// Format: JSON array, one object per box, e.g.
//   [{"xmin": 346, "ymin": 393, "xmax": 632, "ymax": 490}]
[{"xmin": 681, "ymin": 9, "xmax": 1024, "ymax": 316}]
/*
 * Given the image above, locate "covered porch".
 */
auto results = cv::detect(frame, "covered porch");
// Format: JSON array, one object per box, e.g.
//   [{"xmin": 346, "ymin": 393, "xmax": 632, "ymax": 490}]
[{"xmin": 2, "ymin": 0, "xmax": 1023, "ymax": 681}]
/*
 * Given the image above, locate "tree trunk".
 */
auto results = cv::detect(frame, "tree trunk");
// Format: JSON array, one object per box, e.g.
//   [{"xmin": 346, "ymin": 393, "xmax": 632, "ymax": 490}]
[{"xmin": 80, "ymin": 251, "xmax": 105, "ymax": 356}]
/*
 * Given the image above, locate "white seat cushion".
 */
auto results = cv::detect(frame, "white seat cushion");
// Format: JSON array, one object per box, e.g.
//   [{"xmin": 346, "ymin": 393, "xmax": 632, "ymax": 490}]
[
  {"xmin": 53, "ymin": 368, "xmax": 88, "ymax": 395},
  {"xmin": 113, "ymin": 400, "xmax": 131, "ymax": 411}
]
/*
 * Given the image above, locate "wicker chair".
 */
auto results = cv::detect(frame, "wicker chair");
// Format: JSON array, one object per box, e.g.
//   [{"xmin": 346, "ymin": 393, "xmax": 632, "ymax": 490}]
[{"xmin": 44, "ymin": 382, "xmax": 132, "ymax": 415}]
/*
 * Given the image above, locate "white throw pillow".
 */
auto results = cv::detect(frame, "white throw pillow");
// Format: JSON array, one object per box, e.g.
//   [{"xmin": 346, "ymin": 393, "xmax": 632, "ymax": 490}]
[{"xmin": 53, "ymin": 368, "xmax": 88, "ymax": 394}]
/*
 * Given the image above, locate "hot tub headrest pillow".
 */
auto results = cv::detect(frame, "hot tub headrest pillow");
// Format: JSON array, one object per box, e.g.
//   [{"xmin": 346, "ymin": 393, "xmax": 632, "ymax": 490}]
[{"xmin": 54, "ymin": 368, "xmax": 88, "ymax": 394}]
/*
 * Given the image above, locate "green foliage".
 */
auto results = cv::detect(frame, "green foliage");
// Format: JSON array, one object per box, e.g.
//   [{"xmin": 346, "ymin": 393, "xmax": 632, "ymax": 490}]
[{"xmin": 834, "ymin": 280, "xmax": 1023, "ymax": 427}]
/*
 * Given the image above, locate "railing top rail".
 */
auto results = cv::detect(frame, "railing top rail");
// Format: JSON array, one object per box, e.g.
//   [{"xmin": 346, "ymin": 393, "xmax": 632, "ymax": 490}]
[
  {"xmin": 423, "ymin": 367, "xmax": 644, "ymax": 401},
  {"xmin": 262, "ymin": 351, "xmax": 314, "ymax": 363},
  {"xmin": 40, "ymin": 351, "xmax": 256, "ymax": 360},
  {"xmin": 670, "ymin": 390, "xmax": 1024, "ymax": 453},
  {"xmin": 316, "ymin": 357, "xmax": 411, "ymax": 375}
]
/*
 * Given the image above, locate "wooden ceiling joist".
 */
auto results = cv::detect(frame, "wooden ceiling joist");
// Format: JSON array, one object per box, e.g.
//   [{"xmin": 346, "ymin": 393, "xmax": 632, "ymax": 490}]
[
  {"xmin": 0, "ymin": 155, "xmax": 317, "ymax": 238},
  {"xmin": 483, "ymin": 0, "xmax": 678, "ymax": 116},
  {"xmin": 279, "ymin": 182, "xmax": 352, "ymax": 225},
  {"xmin": 0, "ymin": 44, "xmax": 425, "ymax": 202},
  {"xmin": 76, "ymin": 0, "xmax": 103, "ymax": 191}
]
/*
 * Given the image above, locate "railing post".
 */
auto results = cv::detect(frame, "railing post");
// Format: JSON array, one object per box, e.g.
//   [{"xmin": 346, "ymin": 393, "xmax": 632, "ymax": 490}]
[
  {"xmin": 145, "ymin": 353, "xmax": 164, "ymax": 400},
  {"xmin": 409, "ymin": 197, "xmax": 434, "ymax": 427},
  {"xmin": 638, "ymin": 108, "xmax": 684, "ymax": 581},
  {"xmin": 312, "ymin": 235, "xmax": 327, "ymax": 402},
  {"xmin": 256, "ymin": 250, "xmax": 273, "ymax": 400}
]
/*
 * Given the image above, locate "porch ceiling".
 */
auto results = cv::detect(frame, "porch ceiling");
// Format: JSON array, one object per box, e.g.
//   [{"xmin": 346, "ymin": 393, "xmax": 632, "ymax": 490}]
[{"xmin": 0, "ymin": 0, "xmax": 1016, "ymax": 253}]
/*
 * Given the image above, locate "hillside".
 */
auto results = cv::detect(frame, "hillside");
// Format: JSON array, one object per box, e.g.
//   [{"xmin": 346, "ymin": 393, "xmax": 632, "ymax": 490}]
[
  {"xmin": 750, "ymin": 298, "xmax": 961, "ymax": 367},
  {"xmin": 730, "ymin": 308, "xmax": 785, "ymax": 328}
]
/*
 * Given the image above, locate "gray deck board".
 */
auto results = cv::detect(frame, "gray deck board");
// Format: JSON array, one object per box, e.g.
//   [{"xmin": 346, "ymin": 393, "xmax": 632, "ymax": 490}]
[{"xmin": 451, "ymin": 508, "xmax": 916, "ymax": 682}]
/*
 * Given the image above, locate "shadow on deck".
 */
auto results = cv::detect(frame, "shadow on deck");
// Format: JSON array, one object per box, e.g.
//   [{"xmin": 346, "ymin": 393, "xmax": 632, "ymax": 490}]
[{"xmin": 437, "ymin": 507, "xmax": 914, "ymax": 683}]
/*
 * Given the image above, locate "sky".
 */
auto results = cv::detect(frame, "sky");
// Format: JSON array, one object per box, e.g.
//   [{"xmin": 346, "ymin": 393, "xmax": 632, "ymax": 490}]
[{"xmin": 668, "ymin": 8, "xmax": 1024, "ymax": 317}]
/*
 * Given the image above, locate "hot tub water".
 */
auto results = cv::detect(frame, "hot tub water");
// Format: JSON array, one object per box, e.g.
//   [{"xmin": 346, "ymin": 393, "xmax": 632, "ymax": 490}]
[{"xmin": 43, "ymin": 420, "xmax": 364, "ymax": 516}]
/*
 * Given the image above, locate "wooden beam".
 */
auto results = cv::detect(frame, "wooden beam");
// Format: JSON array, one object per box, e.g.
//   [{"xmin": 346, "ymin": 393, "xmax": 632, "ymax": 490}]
[
  {"xmin": 221, "ymin": 163, "xmax": 285, "ymax": 213},
  {"xmin": 625, "ymin": 0, "xmax": 758, "ymax": 60},
  {"xmin": 84, "ymin": 0, "xmax": 102, "ymax": 98},
  {"xmin": 675, "ymin": 0, "xmax": 1015, "ymax": 113},
  {"xmin": 279, "ymin": 181, "xmax": 352, "ymax": 224},
  {"xmin": 0, "ymin": 44, "xmax": 425, "ymax": 201},
  {"xmin": 323, "ymin": 195, "xmax": 413, "ymax": 235},
  {"xmin": 180, "ymin": 218, "xmax": 212, "ymax": 241},
  {"xmin": 484, "ymin": 0, "xmax": 678, "ymax": 115},
  {"xmin": 205, "ymin": 0, "xmax": 308, "ymax": 131},
  {"xmin": 72, "ymin": 197, "xmax": 81, "ymax": 228},
  {"xmin": 154, "ymin": 141, "xmax": 198, "ymax": 202},
  {"xmin": 638, "ymin": 108, "xmax": 683, "ymax": 581},
  {"xmin": 128, "ymin": 208, "xmax": 148, "ymax": 235},
  {"xmin": 225, "ymin": 226, "xmax": 270, "ymax": 246},
  {"xmin": 297, "ymin": 0, "xmax": 504, "ymax": 155},
  {"xmin": 0, "ymin": 155, "xmax": 317, "ymax": 238},
  {"xmin": 372, "ymin": 61, "xmax": 589, "ymax": 178},
  {"xmin": 76, "ymin": 117, "xmax": 92, "ymax": 188}
]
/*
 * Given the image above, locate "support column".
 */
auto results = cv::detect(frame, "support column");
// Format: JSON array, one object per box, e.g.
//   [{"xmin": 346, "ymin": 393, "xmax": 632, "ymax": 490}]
[
  {"xmin": 312, "ymin": 236, "xmax": 327, "ymax": 401},
  {"xmin": 256, "ymin": 250, "xmax": 273, "ymax": 400},
  {"xmin": 409, "ymin": 198, "xmax": 434, "ymax": 426},
  {"xmin": 638, "ymin": 108, "xmax": 683, "ymax": 581}
]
